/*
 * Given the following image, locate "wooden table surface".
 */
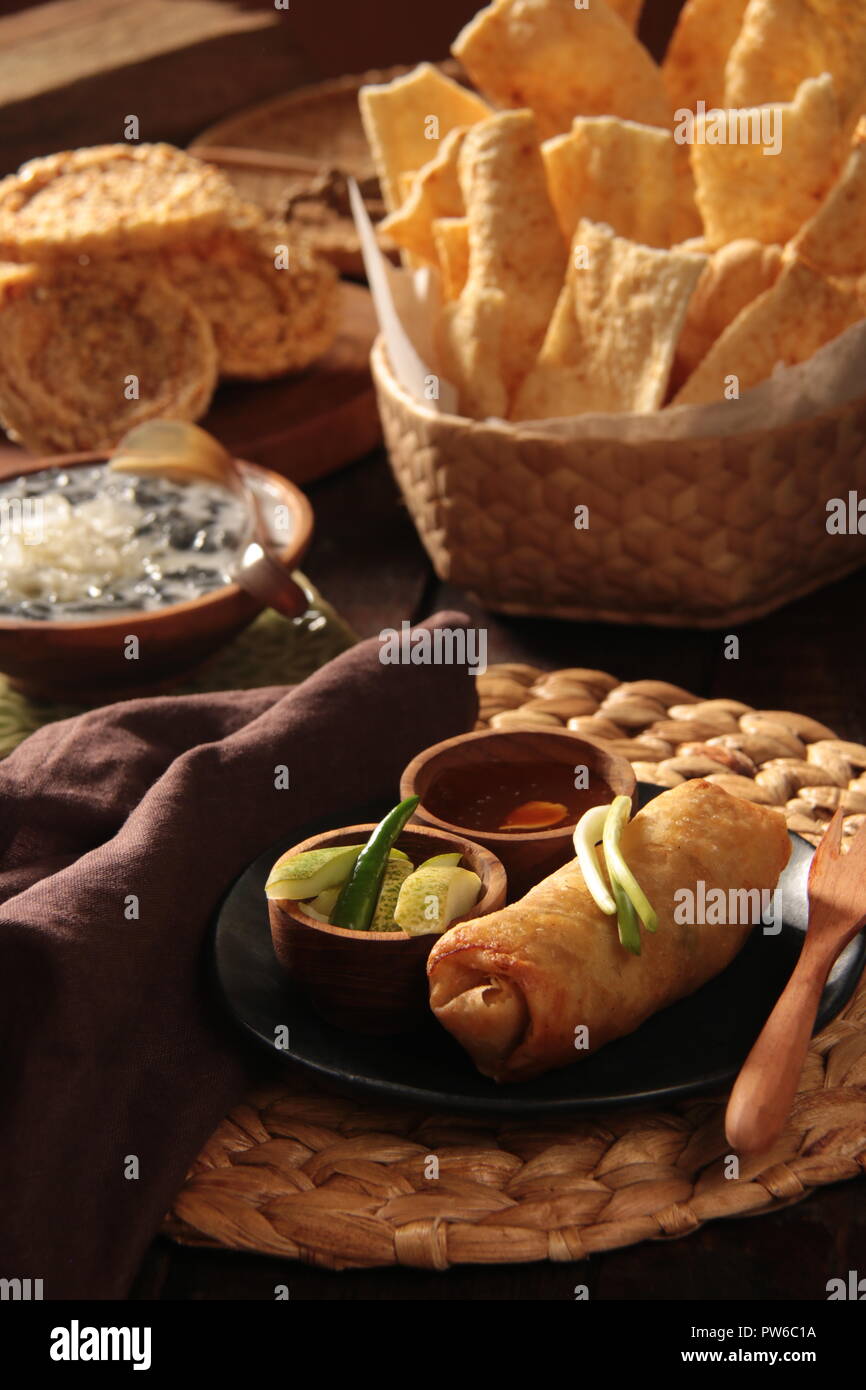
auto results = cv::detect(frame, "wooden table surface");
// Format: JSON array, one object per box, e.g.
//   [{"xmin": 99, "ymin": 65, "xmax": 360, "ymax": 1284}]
[
  {"xmin": 5, "ymin": 0, "xmax": 864, "ymax": 1304},
  {"xmin": 131, "ymin": 444, "xmax": 866, "ymax": 1302}
]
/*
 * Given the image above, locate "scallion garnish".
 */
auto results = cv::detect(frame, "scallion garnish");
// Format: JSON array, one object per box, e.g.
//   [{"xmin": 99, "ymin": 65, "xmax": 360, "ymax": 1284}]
[{"xmin": 573, "ymin": 795, "xmax": 658, "ymax": 955}]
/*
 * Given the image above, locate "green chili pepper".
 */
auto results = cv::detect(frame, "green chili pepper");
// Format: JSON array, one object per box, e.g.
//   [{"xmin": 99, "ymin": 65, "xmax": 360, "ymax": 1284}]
[{"xmin": 329, "ymin": 795, "xmax": 420, "ymax": 931}]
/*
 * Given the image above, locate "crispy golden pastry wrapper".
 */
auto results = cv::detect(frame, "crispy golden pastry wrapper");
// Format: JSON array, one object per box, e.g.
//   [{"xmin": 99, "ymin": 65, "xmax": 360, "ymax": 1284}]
[{"xmin": 427, "ymin": 780, "xmax": 791, "ymax": 1082}]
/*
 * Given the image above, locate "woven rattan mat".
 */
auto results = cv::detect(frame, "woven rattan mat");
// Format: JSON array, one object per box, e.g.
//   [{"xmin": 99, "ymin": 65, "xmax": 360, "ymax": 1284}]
[{"xmin": 163, "ymin": 664, "xmax": 866, "ymax": 1269}]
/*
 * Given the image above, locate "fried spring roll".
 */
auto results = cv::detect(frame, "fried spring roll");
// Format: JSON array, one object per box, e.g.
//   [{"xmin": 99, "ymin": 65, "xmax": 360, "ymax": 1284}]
[{"xmin": 427, "ymin": 780, "xmax": 790, "ymax": 1082}]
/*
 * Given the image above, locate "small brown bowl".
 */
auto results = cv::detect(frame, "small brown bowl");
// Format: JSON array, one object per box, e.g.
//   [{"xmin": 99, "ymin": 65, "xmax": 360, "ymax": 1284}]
[
  {"xmin": 268, "ymin": 821, "xmax": 506, "ymax": 1035},
  {"xmin": 0, "ymin": 451, "xmax": 313, "ymax": 698},
  {"xmin": 400, "ymin": 728, "xmax": 637, "ymax": 900}
]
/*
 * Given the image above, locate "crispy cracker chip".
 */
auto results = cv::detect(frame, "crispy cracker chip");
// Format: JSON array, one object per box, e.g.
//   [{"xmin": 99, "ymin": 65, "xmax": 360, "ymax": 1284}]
[
  {"xmin": 438, "ymin": 110, "xmax": 566, "ymax": 417},
  {"xmin": 662, "ymin": 0, "xmax": 749, "ymax": 113},
  {"xmin": 673, "ymin": 259, "xmax": 863, "ymax": 406},
  {"xmin": 689, "ymin": 73, "xmax": 843, "ymax": 248},
  {"xmin": 432, "ymin": 216, "xmax": 470, "ymax": 300},
  {"xmin": 452, "ymin": 0, "xmax": 669, "ymax": 140},
  {"xmin": 791, "ymin": 118, "xmax": 866, "ymax": 277},
  {"xmin": 542, "ymin": 117, "xmax": 676, "ymax": 248},
  {"xmin": 673, "ymin": 238, "xmax": 783, "ymax": 383},
  {"xmin": 359, "ymin": 63, "xmax": 490, "ymax": 213},
  {"xmin": 671, "ymin": 145, "xmax": 704, "ymax": 243},
  {"xmin": 606, "ymin": 0, "xmax": 643, "ymax": 28},
  {"xmin": 438, "ymin": 285, "xmax": 509, "ymax": 419},
  {"xmin": 725, "ymin": 0, "xmax": 866, "ymax": 127},
  {"xmin": 510, "ymin": 219, "xmax": 706, "ymax": 418},
  {"xmin": 379, "ymin": 128, "xmax": 466, "ymax": 265}
]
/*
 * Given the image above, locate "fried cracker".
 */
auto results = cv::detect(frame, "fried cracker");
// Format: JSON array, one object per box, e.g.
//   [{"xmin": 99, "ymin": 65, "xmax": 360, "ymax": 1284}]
[
  {"xmin": 161, "ymin": 225, "xmax": 338, "ymax": 380},
  {"xmin": 674, "ymin": 238, "xmax": 784, "ymax": 382},
  {"xmin": 438, "ymin": 109, "xmax": 566, "ymax": 417},
  {"xmin": 511, "ymin": 219, "xmax": 706, "ymax": 418},
  {"xmin": 690, "ymin": 73, "xmax": 843, "ymax": 248},
  {"xmin": 0, "ymin": 259, "xmax": 218, "ymax": 454},
  {"xmin": 0, "ymin": 144, "xmax": 257, "ymax": 262},
  {"xmin": 673, "ymin": 258, "xmax": 863, "ymax": 406},
  {"xmin": 452, "ymin": 0, "xmax": 669, "ymax": 139}
]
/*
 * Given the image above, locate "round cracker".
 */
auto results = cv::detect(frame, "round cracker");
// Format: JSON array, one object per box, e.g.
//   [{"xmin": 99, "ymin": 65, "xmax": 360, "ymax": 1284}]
[
  {"xmin": 161, "ymin": 225, "xmax": 339, "ymax": 380},
  {"xmin": 0, "ymin": 143, "xmax": 258, "ymax": 262},
  {"xmin": 0, "ymin": 259, "xmax": 218, "ymax": 454}
]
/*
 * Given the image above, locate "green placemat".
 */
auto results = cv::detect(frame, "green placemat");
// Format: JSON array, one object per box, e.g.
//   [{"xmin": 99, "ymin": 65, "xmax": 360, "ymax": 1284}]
[{"xmin": 0, "ymin": 574, "xmax": 356, "ymax": 757}]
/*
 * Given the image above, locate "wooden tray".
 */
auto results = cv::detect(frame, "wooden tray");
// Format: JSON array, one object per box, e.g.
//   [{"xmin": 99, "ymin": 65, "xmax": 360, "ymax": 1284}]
[{"xmin": 0, "ymin": 282, "xmax": 380, "ymax": 487}]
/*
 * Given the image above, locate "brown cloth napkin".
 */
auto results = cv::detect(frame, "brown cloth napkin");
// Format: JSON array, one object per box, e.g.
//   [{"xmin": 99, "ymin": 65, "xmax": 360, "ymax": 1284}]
[{"xmin": 0, "ymin": 612, "xmax": 478, "ymax": 1300}]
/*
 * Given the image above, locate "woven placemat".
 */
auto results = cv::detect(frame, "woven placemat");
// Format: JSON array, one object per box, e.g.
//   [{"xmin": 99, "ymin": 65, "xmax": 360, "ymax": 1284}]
[{"xmin": 163, "ymin": 663, "xmax": 866, "ymax": 1268}]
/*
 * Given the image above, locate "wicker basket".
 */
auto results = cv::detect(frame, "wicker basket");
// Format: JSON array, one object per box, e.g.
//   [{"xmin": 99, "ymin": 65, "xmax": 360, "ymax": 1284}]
[{"xmin": 371, "ymin": 337, "xmax": 866, "ymax": 628}]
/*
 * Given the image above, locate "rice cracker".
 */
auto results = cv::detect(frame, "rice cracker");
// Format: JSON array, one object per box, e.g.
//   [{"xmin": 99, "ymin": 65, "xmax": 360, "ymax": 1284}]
[
  {"xmin": 160, "ymin": 226, "xmax": 339, "ymax": 380},
  {"xmin": 0, "ymin": 259, "xmax": 218, "ymax": 454},
  {"xmin": 0, "ymin": 144, "xmax": 257, "ymax": 262}
]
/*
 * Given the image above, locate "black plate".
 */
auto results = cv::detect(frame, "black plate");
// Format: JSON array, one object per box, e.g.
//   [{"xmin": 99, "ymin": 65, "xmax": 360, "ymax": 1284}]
[{"xmin": 211, "ymin": 786, "xmax": 866, "ymax": 1115}]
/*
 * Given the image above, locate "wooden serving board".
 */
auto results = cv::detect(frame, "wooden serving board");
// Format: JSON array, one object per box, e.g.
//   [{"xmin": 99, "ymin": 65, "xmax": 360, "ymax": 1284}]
[{"xmin": 0, "ymin": 282, "xmax": 381, "ymax": 487}]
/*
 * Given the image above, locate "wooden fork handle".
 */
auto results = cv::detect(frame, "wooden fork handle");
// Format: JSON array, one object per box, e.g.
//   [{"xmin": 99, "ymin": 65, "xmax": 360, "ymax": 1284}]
[{"xmin": 725, "ymin": 948, "xmax": 830, "ymax": 1154}]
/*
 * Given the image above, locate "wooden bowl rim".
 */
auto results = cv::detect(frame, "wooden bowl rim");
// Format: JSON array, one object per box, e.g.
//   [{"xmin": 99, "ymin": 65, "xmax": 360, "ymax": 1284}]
[
  {"xmin": 268, "ymin": 820, "xmax": 506, "ymax": 943},
  {"xmin": 0, "ymin": 450, "xmax": 313, "ymax": 632},
  {"xmin": 400, "ymin": 726, "xmax": 636, "ymax": 845}
]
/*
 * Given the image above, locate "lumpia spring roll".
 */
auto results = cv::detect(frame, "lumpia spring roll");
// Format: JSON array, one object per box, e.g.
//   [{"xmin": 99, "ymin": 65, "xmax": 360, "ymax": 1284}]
[{"xmin": 427, "ymin": 780, "xmax": 790, "ymax": 1082}]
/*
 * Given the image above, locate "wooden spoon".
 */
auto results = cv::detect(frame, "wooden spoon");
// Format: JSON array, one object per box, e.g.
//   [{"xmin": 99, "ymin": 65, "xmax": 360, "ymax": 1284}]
[
  {"xmin": 109, "ymin": 421, "xmax": 308, "ymax": 620},
  {"xmin": 725, "ymin": 808, "xmax": 866, "ymax": 1154}
]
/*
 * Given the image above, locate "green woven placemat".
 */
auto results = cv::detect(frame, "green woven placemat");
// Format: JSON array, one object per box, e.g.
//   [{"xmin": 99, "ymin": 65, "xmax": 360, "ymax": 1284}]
[{"xmin": 0, "ymin": 573, "xmax": 356, "ymax": 757}]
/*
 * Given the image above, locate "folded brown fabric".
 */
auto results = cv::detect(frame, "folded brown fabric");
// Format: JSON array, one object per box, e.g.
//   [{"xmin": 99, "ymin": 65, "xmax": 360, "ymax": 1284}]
[{"xmin": 0, "ymin": 612, "xmax": 478, "ymax": 1299}]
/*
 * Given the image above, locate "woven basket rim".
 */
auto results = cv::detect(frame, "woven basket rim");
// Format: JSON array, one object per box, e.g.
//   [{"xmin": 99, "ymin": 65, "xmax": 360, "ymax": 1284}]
[{"xmin": 371, "ymin": 332, "xmax": 866, "ymax": 447}]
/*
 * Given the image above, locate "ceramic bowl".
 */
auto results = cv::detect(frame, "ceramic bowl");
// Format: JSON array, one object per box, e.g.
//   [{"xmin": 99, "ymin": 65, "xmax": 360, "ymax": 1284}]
[
  {"xmin": 0, "ymin": 450, "xmax": 313, "ymax": 697},
  {"xmin": 400, "ymin": 727, "xmax": 637, "ymax": 899}
]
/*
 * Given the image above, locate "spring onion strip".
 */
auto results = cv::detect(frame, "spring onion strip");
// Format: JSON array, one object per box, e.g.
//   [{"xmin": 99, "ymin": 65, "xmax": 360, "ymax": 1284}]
[
  {"xmin": 602, "ymin": 795, "xmax": 659, "ymax": 933},
  {"xmin": 573, "ymin": 804, "xmax": 616, "ymax": 916},
  {"xmin": 610, "ymin": 868, "xmax": 642, "ymax": 955}
]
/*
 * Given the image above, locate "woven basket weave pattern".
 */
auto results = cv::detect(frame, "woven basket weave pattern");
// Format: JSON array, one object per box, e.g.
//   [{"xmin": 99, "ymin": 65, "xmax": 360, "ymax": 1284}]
[
  {"xmin": 163, "ymin": 663, "xmax": 866, "ymax": 1269},
  {"xmin": 372, "ymin": 339, "xmax": 866, "ymax": 629}
]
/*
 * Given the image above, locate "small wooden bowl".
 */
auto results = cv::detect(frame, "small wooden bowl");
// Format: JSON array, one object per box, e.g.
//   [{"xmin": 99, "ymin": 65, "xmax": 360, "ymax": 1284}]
[
  {"xmin": 268, "ymin": 822, "xmax": 506, "ymax": 1035},
  {"xmin": 0, "ymin": 451, "xmax": 313, "ymax": 699},
  {"xmin": 400, "ymin": 728, "xmax": 637, "ymax": 900}
]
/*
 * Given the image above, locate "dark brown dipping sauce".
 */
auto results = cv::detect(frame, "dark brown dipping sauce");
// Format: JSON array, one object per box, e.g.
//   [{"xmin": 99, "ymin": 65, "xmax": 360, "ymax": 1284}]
[{"xmin": 425, "ymin": 762, "xmax": 609, "ymax": 833}]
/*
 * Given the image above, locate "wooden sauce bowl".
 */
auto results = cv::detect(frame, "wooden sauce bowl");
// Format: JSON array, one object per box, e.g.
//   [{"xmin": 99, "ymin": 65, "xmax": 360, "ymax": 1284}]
[
  {"xmin": 400, "ymin": 728, "xmax": 637, "ymax": 901},
  {"xmin": 267, "ymin": 822, "xmax": 506, "ymax": 1035},
  {"xmin": 0, "ymin": 451, "xmax": 313, "ymax": 699}
]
